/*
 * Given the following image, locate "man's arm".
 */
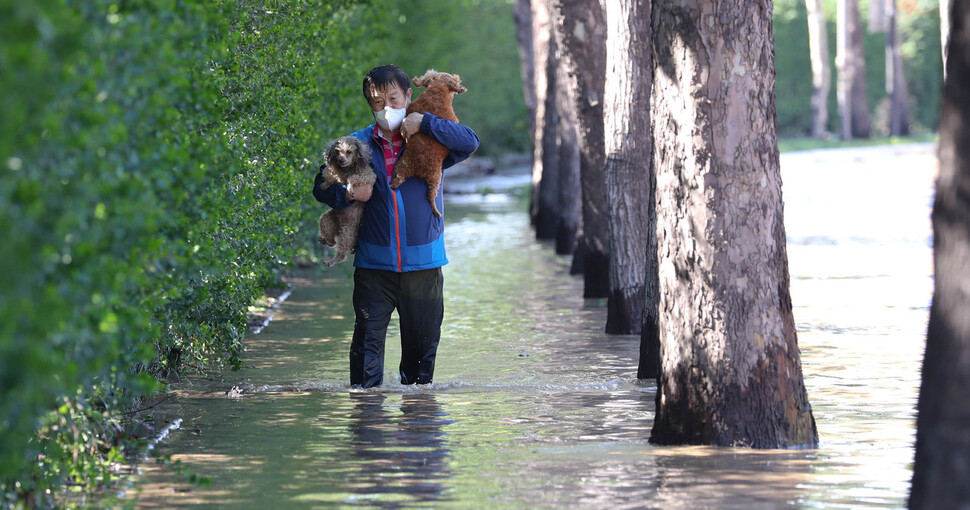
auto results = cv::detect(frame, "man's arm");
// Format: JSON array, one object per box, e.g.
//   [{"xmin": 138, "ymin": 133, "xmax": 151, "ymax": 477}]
[
  {"xmin": 312, "ymin": 166, "xmax": 354, "ymax": 208},
  {"xmin": 405, "ymin": 112, "xmax": 481, "ymax": 169}
]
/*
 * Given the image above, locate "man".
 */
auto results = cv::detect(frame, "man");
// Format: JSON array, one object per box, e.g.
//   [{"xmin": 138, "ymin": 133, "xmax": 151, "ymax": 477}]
[{"xmin": 313, "ymin": 65, "xmax": 479, "ymax": 388}]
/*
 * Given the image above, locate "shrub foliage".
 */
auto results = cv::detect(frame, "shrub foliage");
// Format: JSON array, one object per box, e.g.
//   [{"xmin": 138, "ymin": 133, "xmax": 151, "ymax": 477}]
[{"xmin": 0, "ymin": 0, "xmax": 379, "ymax": 504}]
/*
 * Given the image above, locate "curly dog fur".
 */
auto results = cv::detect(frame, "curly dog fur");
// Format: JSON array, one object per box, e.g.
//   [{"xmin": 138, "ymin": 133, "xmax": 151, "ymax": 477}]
[
  {"xmin": 318, "ymin": 136, "xmax": 376, "ymax": 267},
  {"xmin": 391, "ymin": 69, "xmax": 467, "ymax": 217}
]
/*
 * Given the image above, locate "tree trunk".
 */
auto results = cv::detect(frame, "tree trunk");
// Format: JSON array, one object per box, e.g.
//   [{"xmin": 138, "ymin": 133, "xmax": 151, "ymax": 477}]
[
  {"xmin": 526, "ymin": 0, "xmax": 561, "ymax": 239},
  {"xmin": 868, "ymin": 0, "xmax": 889, "ymax": 32},
  {"xmin": 870, "ymin": 0, "xmax": 911, "ymax": 136},
  {"xmin": 554, "ymin": 57, "xmax": 581, "ymax": 255},
  {"xmin": 848, "ymin": 0, "xmax": 871, "ymax": 138},
  {"xmin": 836, "ymin": 0, "xmax": 871, "ymax": 139},
  {"xmin": 514, "ymin": 0, "xmax": 537, "ymax": 137},
  {"xmin": 556, "ymin": 0, "xmax": 610, "ymax": 297},
  {"xmin": 806, "ymin": 0, "xmax": 831, "ymax": 138},
  {"xmin": 536, "ymin": 34, "xmax": 561, "ymax": 240},
  {"xmin": 514, "ymin": 0, "xmax": 540, "ymax": 229},
  {"xmin": 603, "ymin": 0, "xmax": 656, "ymax": 345},
  {"xmin": 837, "ymin": 0, "xmax": 851, "ymax": 140},
  {"xmin": 909, "ymin": 1, "xmax": 970, "ymax": 506},
  {"xmin": 885, "ymin": 0, "xmax": 911, "ymax": 136},
  {"xmin": 551, "ymin": 4, "xmax": 582, "ymax": 256},
  {"xmin": 941, "ymin": 0, "xmax": 951, "ymax": 81},
  {"xmin": 649, "ymin": 0, "xmax": 818, "ymax": 448}
]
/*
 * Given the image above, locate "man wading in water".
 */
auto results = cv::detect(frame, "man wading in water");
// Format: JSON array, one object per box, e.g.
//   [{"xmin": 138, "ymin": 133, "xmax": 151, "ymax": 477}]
[{"xmin": 313, "ymin": 65, "xmax": 479, "ymax": 388}]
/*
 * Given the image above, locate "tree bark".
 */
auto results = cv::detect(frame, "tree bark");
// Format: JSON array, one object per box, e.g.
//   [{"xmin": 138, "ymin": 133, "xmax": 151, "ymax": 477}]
[
  {"xmin": 909, "ymin": 1, "xmax": 970, "ymax": 506},
  {"xmin": 603, "ymin": 0, "xmax": 657, "ymax": 346},
  {"xmin": 556, "ymin": 0, "xmax": 610, "ymax": 297},
  {"xmin": 836, "ymin": 0, "xmax": 871, "ymax": 139},
  {"xmin": 885, "ymin": 0, "xmax": 911, "ymax": 136},
  {"xmin": 806, "ymin": 0, "xmax": 831, "ymax": 138},
  {"xmin": 649, "ymin": 0, "xmax": 818, "ymax": 448}
]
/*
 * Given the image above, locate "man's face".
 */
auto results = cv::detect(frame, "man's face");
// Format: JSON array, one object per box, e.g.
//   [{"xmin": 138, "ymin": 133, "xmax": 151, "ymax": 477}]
[{"xmin": 367, "ymin": 84, "xmax": 411, "ymax": 112}]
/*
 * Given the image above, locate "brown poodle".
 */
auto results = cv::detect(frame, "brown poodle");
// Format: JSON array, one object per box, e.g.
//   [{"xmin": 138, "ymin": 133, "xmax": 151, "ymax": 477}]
[
  {"xmin": 318, "ymin": 136, "xmax": 376, "ymax": 267},
  {"xmin": 391, "ymin": 69, "xmax": 467, "ymax": 217}
]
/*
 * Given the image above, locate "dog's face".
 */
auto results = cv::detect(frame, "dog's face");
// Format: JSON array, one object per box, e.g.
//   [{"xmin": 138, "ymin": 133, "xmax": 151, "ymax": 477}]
[
  {"xmin": 334, "ymin": 141, "xmax": 357, "ymax": 168},
  {"xmin": 328, "ymin": 138, "xmax": 364, "ymax": 169},
  {"xmin": 413, "ymin": 70, "xmax": 467, "ymax": 95}
]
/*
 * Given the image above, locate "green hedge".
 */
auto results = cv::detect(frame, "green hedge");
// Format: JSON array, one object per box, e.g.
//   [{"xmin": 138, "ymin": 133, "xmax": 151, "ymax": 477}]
[{"xmin": 0, "ymin": 0, "xmax": 380, "ymax": 504}]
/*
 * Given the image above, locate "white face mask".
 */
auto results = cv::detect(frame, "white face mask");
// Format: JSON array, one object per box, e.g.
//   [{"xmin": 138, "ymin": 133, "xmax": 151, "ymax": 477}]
[{"xmin": 374, "ymin": 105, "xmax": 407, "ymax": 132}]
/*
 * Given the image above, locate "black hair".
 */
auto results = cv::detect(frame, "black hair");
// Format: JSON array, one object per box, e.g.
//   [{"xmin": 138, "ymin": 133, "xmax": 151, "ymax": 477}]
[{"xmin": 362, "ymin": 65, "xmax": 411, "ymax": 102}]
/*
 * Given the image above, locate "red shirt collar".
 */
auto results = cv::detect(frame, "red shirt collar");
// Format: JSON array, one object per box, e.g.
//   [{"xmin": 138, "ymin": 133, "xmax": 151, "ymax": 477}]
[{"xmin": 372, "ymin": 124, "xmax": 404, "ymax": 144}]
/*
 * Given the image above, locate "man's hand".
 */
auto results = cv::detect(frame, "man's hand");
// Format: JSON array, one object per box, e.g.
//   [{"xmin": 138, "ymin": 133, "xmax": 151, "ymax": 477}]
[
  {"xmin": 401, "ymin": 112, "xmax": 423, "ymax": 141},
  {"xmin": 346, "ymin": 182, "xmax": 373, "ymax": 203}
]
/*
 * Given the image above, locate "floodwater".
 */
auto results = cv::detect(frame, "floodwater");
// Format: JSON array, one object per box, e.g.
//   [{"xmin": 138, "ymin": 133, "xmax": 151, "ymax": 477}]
[{"xmin": 128, "ymin": 144, "xmax": 935, "ymax": 509}]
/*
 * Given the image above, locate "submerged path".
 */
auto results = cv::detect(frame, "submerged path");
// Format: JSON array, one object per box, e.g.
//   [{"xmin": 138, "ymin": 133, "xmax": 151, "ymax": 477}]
[{"xmin": 130, "ymin": 144, "xmax": 934, "ymax": 509}]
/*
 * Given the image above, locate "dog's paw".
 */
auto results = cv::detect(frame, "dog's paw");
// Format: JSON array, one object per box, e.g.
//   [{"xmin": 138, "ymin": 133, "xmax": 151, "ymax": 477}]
[{"xmin": 323, "ymin": 254, "xmax": 346, "ymax": 267}]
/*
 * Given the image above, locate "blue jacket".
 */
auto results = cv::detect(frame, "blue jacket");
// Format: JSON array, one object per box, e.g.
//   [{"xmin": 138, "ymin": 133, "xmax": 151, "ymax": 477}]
[{"xmin": 313, "ymin": 113, "xmax": 479, "ymax": 272}]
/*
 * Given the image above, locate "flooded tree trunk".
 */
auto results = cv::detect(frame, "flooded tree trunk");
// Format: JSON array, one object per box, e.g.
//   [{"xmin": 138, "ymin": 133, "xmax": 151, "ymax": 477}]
[
  {"xmin": 554, "ymin": 92, "xmax": 581, "ymax": 256},
  {"xmin": 554, "ymin": 12, "xmax": 582, "ymax": 256},
  {"xmin": 536, "ymin": 33, "xmax": 561, "ymax": 240},
  {"xmin": 649, "ymin": 0, "xmax": 818, "ymax": 448},
  {"xmin": 521, "ymin": 0, "xmax": 560, "ymax": 239},
  {"xmin": 603, "ymin": 0, "xmax": 658, "ymax": 349},
  {"xmin": 556, "ymin": 0, "xmax": 610, "ymax": 298},
  {"xmin": 806, "ymin": 0, "xmax": 831, "ymax": 138},
  {"xmin": 910, "ymin": 2, "xmax": 970, "ymax": 505},
  {"xmin": 836, "ymin": 0, "xmax": 871, "ymax": 139}
]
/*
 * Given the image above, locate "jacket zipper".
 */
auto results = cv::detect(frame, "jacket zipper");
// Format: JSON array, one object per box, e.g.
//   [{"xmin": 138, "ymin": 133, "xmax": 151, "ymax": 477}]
[{"xmin": 392, "ymin": 188, "xmax": 402, "ymax": 272}]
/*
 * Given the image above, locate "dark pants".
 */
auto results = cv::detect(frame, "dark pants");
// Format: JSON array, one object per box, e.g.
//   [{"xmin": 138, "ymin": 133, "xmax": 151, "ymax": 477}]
[{"xmin": 350, "ymin": 267, "xmax": 443, "ymax": 388}]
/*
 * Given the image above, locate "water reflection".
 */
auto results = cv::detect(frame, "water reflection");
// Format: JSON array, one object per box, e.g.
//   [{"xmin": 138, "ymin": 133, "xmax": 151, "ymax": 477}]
[
  {"xmin": 341, "ymin": 393, "xmax": 454, "ymax": 505},
  {"xmin": 651, "ymin": 448, "xmax": 817, "ymax": 509}
]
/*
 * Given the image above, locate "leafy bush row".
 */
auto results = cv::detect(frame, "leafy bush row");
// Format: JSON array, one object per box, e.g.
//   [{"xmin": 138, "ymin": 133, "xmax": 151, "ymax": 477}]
[{"xmin": 0, "ymin": 0, "xmax": 380, "ymax": 504}]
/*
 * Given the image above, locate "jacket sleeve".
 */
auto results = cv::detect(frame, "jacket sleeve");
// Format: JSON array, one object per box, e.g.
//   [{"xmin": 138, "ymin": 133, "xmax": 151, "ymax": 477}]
[
  {"xmin": 419, "ymin": 113, "xmax": 481, "ymax": 169},
  {"xmin": 311, "ymin": 165, "xmax": 352, "ymax": 209}
]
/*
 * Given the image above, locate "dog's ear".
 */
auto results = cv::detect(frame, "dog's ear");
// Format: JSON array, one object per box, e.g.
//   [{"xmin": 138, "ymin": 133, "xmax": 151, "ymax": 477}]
[
  {"xmin": 449, "ymin": 75, "xmax": 467, "ymax": 94},
  {"xmin": 412, "ymin": 69, "xmax": 436, "ymax": 88},
  {"xmin": 353, "ymin": 138, "xmax": 371, "ymax": 162},
  {"xmin": 325, "ymin": 139, "xmax": 339, "ymax": 162}
]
